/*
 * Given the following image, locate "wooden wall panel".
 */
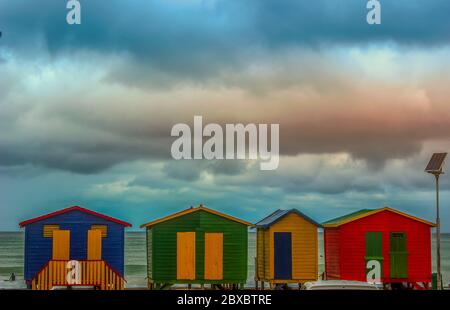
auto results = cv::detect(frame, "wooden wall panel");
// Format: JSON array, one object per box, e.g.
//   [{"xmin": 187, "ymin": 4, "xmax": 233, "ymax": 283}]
[{"xmin": 269, "ymin": 213, "xmax": 318, "ymax": 281}]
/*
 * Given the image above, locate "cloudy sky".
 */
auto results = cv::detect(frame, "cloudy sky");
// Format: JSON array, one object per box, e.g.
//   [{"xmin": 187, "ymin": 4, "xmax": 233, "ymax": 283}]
[{"xmin": 1, "ymin": 0, "xmax": 449, "ymax": 231}]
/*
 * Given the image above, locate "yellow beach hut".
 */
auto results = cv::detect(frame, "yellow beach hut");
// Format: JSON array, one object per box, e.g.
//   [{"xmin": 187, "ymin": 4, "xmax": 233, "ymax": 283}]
[{"xmin": 255, "ymin": 209, "xmax": 321, "ymax": 288}]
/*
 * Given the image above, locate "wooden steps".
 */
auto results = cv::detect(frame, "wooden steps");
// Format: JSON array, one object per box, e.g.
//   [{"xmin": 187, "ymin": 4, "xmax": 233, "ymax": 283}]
[{"xmin": 31, "ymin": 260, "xmax": 125, "ymax": 290}]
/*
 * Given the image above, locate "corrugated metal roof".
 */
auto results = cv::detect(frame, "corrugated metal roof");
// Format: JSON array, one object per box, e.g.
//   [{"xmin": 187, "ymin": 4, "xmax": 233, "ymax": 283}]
[
  {"xmin": 322, "ymin": 207, "xmax": 436, "ymax": 227},
  {"xmin": 255, "ymin": 209, "xmax": 321, "ymax": 228},
  {"xmin": 19, "ymin": 206, "xmax": 132, "ymax": 227},
  {"xmin": 140, "ymin": 204, "xmax": 254, "ymax": 228},
  {"xmin": 322, "ymin": 209, "xmax": 374, "ymax": 226}
]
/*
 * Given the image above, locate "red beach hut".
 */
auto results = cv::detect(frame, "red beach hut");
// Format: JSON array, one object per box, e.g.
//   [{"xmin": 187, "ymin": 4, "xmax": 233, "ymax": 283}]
[{"xmin": 322, "ymin": 207, "xmax": 435, "ymax": 289}]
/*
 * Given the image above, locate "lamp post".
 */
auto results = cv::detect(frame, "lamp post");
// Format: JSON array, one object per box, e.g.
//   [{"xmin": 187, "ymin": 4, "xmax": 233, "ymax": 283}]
[
  {"xmin": 433, "ymin": 171, "xmax": 442, "ymax": 290},
  {"xmin": 425, "ymin": 153, "xmax": 447, "ymax": 290}
]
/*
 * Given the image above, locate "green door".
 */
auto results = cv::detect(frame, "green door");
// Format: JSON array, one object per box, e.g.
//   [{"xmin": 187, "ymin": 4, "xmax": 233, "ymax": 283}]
[
  {"xmin": 365, "ymin": 232, "xmax": 383, "ymax": 281},
  {"xmin": 390, "ymin": 232, "xmax": 408, "ymax": 278}
]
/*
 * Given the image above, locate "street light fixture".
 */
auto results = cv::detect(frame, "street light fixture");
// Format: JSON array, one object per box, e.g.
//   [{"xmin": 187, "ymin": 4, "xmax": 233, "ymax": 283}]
[{"xmin": 425, "ymin": 152, "xmax": 447, "ymax": 290}]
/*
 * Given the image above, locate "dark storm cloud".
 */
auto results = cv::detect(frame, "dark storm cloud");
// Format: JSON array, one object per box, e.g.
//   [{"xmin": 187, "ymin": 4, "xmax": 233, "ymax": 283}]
[
  {"xmin": 1, "ymin": 0, "xmax": 450, "ymax": 175},
  {"xmin": 2, "ymin": 67, "xmax": 450, "ymax": 175},
  {"xmin": 1, "ymin": 0, "xmax": 450, "ymax": 80},
  {"xmin": 1, "ymin": 1, "xmax": 449, "ymax": 232}
]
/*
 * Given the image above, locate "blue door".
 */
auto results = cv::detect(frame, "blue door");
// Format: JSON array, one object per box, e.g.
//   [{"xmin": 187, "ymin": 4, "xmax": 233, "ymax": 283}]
[{"xmin": 274, "ymin": 232, "xmax": 292, "ymax": 279}]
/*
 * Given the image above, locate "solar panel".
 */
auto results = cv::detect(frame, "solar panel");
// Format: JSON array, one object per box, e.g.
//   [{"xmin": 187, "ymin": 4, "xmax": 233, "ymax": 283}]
[{"xmin": 425, "ymin": 153, "xmax": 447, "ymax": 173}]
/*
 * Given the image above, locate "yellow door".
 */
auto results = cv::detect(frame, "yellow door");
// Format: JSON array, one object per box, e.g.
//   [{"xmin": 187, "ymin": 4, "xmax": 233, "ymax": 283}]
[
  {"xmin": 177, "ymin": 232, "xmax": 196, "ymax": 280},
  {"xmin": 87, "ymin": 229, "xmax": 102, "ymax": 260},
  {"xmin": 52, "ymin": 230, "xmax": 70, "ymax": 260},
  {"xmin": 204, "ymin": 233, "xmax": 223, "ymax": 280}
]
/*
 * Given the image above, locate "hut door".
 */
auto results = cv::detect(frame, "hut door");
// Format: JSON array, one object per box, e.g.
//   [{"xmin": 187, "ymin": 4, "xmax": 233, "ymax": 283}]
[
  {"xmin": 52, "ymin": 230, "xmax": 70, "ymax": 260},
  {"xmin": 177, "ymin": 232, "xmax": 196, "ymax": 280},
  {"xmin": 365, "ymin": 232, "xmax": 383, "ymax": 282},
  {"xmin": 274, "ymin": 232, "xmax": 292, "ymax": 279},
  {"xmin": 390, "ymin": 232, "xmax": 408, "ymax": 278},
  {"xmin": 87, "ymin": 229, "xmax": 102, "ymax": 260},
  {"xmin": 204, "ymin": 233, "xmax": 223, "ymax": 280}
]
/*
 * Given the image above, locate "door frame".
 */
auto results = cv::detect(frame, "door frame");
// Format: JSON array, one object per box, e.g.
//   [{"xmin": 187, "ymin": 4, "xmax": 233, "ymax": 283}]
[
  {"xmin": 52, "ymin": 229, "xmax": 70, "ymax": 260},
  {"xmin": 204, "ymin": 232, "xmax": 223, "ymax": 280},
  {"xmin": 273, "ymin": 232, "xmax": 292, "ymax": 280},
  {"xmin": 389, "ymin": 232, "xmax": 408, "ymax": 279},
  {"xmin": 87, "ymin": 229, "xmax": 102, "ymax": 260},
  {"xmin": 176, "ymin": 232, "xmax": 196, "ymax": 280}
]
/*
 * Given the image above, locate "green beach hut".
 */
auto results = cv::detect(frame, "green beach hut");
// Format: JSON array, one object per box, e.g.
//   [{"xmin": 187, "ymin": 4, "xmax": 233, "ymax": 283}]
[{"xmin": 140, "ymin": 204, "xmax": 253, "ymax": 289}]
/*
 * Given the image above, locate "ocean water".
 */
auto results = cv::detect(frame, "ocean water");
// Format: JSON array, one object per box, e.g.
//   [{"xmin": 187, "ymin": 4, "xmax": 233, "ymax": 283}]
[{"xmin": 0, "ymin": 232, "xmax": 449, "ymax": 289}]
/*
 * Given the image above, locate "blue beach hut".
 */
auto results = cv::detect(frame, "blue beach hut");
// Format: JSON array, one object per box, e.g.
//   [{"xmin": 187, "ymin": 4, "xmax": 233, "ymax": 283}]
[{"xmin": 19, "ymin": 206, "xmax": 131, "ymax": 290}]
